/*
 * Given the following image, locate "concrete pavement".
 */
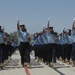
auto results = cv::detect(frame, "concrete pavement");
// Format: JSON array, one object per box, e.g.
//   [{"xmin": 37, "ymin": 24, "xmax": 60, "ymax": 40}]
[{"xmin": 0, "ymin": 50, "xmax": 75, "ymax": 75}]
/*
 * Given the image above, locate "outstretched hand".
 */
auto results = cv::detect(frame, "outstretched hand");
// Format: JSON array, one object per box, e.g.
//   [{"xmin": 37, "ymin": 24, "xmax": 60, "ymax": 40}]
[
  {"xmin": 17, "ymin": 20, "xmax": 20, "ymax": 23},
  {"xmin": 17, "ymin": 19, "xmax": 20, "ymax": 30}
]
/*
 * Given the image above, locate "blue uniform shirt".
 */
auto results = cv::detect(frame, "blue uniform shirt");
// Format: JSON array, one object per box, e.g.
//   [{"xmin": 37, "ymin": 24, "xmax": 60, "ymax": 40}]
[
  {"xmin": 71, "ymin": 30, "xmax": 75, "ymax": 43},
  {"xmin": 0, "ymin": 32, "xmax": 4, "ymax": 44},
  {"xmin": 67, "ymin": 35, "xmax": 72, "ymax": 44},
  {"xmin": 59, "ymin": 35, "xmax": 63, "ymax": 45},
  {"xmin": 42, "ymin": 32, "xmax": 48, "ymax": 44},
  {"xmin": 34, "ymin": 38, "xmax": 40, "ymax": 45},
  {"xmin": 18, "ymin": 30, "xmax": 29, "ymax": 42},
  {"xmin": 38, "ymin": 35, "xmax": 44, "ymax": 45},
  {"xmin": 56, "ymin": 37, "xmax": 60, "ymax": 45},
  {"xmin": 47, "ymin": 32, "xmax": 55, "ymax": 44},
  {"xmin": 62, "ymin": 33, "xmax": 68, "ymax": 44}
]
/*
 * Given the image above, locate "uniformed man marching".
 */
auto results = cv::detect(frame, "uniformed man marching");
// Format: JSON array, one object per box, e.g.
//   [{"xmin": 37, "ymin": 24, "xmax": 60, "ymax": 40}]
[
  {"xmin": 17, "ymin": 20, "xmax": 31, "ymax": 68},
  {"xmin": 71, "ymin": 18, "xmax": 75, "ymax": 67},
  {"xmin": 0, "ymin": 26, "xmax": 5, "ymax": 69}
]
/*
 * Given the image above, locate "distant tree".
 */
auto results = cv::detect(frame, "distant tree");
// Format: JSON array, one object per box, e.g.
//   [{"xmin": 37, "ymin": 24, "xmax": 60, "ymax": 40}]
[{"xmin": 9, "ymin": 31, "xmax": 18, "ymax": 44}]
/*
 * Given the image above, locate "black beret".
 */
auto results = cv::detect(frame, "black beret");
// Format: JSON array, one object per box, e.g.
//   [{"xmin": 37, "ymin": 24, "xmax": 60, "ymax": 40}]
[
  {"xmin": 69, "ymin": 29, "xmax": 71, "ymax": 32},
  {"xmin": 20, "ymin": 24, "xmax": 25, "ymax": 27},
  {"xmin": 49, "ymin": 27, "xmax": 53, "ymax": 29}
]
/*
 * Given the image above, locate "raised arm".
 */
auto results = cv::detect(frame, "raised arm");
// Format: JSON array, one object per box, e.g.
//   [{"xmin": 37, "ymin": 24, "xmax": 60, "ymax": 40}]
[
  {"xmin": 72, "ymin": 21, "xmax": 74, "ymax": 30},
  {"xmin": 17, "ymin": 20, "xmax": 20, "ymax": 30},
  {"xmin": 47, "ymin": 18, "xmax": 50, "ymax": 29}
]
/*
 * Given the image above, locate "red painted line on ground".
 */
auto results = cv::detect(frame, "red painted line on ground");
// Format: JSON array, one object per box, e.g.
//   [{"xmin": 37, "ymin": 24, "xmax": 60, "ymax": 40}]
[{"xmin": 24, "ymin": 66, "xmax": 31, "ymax": 75}]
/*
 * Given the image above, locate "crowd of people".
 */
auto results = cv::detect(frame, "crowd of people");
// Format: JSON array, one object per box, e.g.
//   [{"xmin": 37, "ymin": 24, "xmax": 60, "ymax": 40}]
[
  {"xmin": 0, "ymin": 18, "xmax": 75, "ymax": 69},
  {"xmin": 0, "ymin": 26, "xmax": 17, "ymax": 69},
  {"xmin": 31, "ymin": 19, "xmax": 75, "ymax": 67}
]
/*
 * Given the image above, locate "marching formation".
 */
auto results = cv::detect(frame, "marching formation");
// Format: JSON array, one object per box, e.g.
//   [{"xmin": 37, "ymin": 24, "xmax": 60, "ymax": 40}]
[
  {"xmin": 32, "ymin": 18, "xmax": 75, "ymax": 67},
  {"xmin": 0, "ymin": 26, "xmax": 17, "ymax": 69},
  {"xmin": 0, "ymin": 18, "xmax": 75, "ymax": 70}
]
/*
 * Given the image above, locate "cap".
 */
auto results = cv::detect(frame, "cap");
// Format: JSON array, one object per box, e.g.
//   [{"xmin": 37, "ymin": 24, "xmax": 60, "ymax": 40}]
[
  {"xmin": 54, "ymin": 32, "xmax": 58, "ymax": 35},
  {"xmin": 49, "ymin": 27, "xmax": 53, "ymax": 29},
  {"xmin": 20, "ymin": 24, "xmax": 25, "ymax": 27},
  {"xmin": 68, "ymin": 29, "xmax": 71, "ymax": 32}
]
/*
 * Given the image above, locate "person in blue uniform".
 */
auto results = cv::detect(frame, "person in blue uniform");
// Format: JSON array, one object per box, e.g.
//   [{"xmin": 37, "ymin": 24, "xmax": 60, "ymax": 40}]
[
  {"xmin": 66, "ymin": 29, "xmax": 72, "ymax": 64},
  {"xmin": 47, "ymin": 27, "xmax": 57, "ymax": 66},
  {"xmin": 41, "ymin": 29, "xmax": 48, "ymax": 63},
  {"xmin": 54, "ymin": 32, "xmax": 60, "ymax": 60},
  {"xmin": 0, "ymin": 26, "xmax": 5, "ymax": 69},
  {"xmin": 61, "ymin": 30, "xmax": 68, "ymax": 63},
  {"xmin": 71, "ymin": 19, "xmax": 75, "ymax": 67},
  {"xmin": 17, "ymin": 20, "xmax": 31, "ymax": 67},
  {"xmin": 58, "ymin": 33, "xmax": 63, "ymax": 61},
  {"xmin": 4, "ymin": 34, "xmax": 12, "ymax": 60},
  {"xmin": 33, "ymin": 33, "xmax": 40, "ymax": 61},
  {"xmin": 37, "ymin": 32, "xmax": 45, "ymax": 62}
]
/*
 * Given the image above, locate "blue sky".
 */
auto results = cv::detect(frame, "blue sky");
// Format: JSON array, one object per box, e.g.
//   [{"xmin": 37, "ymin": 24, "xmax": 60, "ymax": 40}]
[{"xmin": 0, "ymin": 0, "xmax": 75, "ymax": 34}]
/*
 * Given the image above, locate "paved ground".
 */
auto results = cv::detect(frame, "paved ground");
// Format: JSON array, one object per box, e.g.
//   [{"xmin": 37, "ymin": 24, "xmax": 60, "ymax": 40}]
[{"xmin": 0, "ymin": 50, "xmax": 75, "ymax": 75}]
